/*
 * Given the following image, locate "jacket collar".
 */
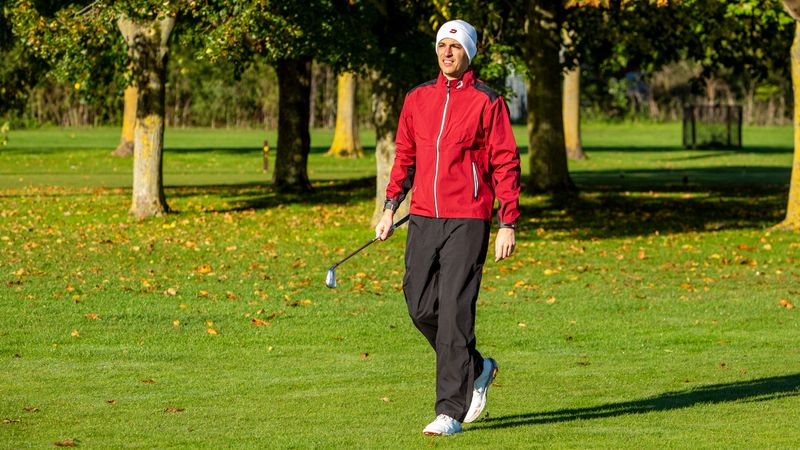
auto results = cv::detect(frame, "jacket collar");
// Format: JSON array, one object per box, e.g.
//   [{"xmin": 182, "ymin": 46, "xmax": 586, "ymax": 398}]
[{"xmin": 436, "ymin": 67, "xmax": 476, "ymax": 92}]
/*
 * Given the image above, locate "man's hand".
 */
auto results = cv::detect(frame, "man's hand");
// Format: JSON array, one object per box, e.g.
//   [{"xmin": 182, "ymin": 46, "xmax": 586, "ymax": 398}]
[
  {"xmin": 495, "ymin": 228, "xmax": 516, "ymax": 262},
  {"xmin": 375, "ymin": 209, "xmax": 395, "ymax": 240}
]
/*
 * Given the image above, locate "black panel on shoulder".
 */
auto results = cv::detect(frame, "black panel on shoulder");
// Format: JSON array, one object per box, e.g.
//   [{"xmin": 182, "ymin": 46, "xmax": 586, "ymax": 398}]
[
  {"xmin": 473, "ymin": 82, "xmax": 500, "ymax": 103},
  {"xmin": 406, "ymin": 79, "xmax": 437, "ymax": 96}
]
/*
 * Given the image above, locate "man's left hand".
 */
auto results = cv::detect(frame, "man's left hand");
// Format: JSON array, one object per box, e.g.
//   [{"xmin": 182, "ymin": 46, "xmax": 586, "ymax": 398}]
[{"xmin": 495, "ymin": 228, "xmax": 516, "ymax": 262}]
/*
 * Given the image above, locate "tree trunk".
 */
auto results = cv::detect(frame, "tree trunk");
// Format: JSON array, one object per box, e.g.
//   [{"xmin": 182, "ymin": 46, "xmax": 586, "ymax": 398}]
[
  {"xmin": 118, "ymin": 16, "xmax": 174, "ymax": 218},
  {"xmin": 563, "ymin": 66, "xmax": 585, "ymax": 161},
  {"xmin": 326, "ymin": 72, "xmax": 363, "ymax": 158},
  {"xmin": 778, "ymin": 21, "xmax": 800, "ymax": 230},
  {"xmin": 524, "ymin": 1, "xmax": 574, "ymax": 193},
  {"xmin": 370, "ymin": 72, "xmax": 409, "ymax": 226},
  {"xmin": 111, "ymin": 84, "xmax": 137, "ymax": 157},
  {"xmin": 274, "ymin": 57, "xmax": 313, "ymax": 193}
]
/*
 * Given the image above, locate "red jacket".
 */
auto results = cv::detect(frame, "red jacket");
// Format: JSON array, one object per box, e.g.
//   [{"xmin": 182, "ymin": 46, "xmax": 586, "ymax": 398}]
[{"xmin": 385, "ymin": 68, "xmax": 521, "ymax": 225}]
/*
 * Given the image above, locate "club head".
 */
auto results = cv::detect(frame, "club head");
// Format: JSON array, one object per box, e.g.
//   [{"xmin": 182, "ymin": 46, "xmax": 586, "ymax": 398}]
[{"xmin": 325, "ymin": 267, "xmax": 337, "ymax": 289}]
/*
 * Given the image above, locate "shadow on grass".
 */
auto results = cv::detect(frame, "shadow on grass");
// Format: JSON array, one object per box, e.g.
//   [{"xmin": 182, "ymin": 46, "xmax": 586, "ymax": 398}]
[
  {"xmin": 165, "ymin": 176, "xmax": 375, "ymax": 211},
  {"xmin": 521, "ymin": 185, "xmax": 787, "ymax": 239},
  {"xmin": 165, "ymin": 146, "xmax": 366, "ymax": 155},
  {"xmin": 570, "ymin": 166, "xmax": 790, "ymax": 191},
  {"xmin": 475, "ymin": 374, "xmax": 800, "ymax": 431},
  {"xmin": 583, "ymin": 145, "xmax": 790, "ymax": 155}
]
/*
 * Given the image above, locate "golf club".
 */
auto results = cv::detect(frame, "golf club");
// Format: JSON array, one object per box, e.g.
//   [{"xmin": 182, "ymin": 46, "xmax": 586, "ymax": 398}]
[{"xmin": 325, "ymin": 214, "xmax": 410, "ymax": 288}]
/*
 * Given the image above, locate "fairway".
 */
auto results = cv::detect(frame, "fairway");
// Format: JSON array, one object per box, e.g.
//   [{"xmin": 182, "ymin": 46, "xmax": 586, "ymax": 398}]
[{"xmin": 1, "ymin": 123, "xmax": 799, "ymax": 448}]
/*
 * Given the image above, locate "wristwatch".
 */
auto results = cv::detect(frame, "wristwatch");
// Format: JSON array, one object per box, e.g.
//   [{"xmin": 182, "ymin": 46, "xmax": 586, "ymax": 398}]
[
  {"xmin": 499, "ymin": 222, "xmax": 516, "ymax": 230},
  {"xmin": 383, "ymin": 198, "xmax": 398, "ymax": 212}
]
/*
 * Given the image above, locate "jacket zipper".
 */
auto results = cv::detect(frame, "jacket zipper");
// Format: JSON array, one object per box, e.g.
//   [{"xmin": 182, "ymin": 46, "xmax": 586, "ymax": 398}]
[
  {"xmin": 471, "ymin": 161, "xmax": 478, "ymax": 199},
  {"xmin": 434, "ymin": 80, "xmax": 451, "ymax": 218}
]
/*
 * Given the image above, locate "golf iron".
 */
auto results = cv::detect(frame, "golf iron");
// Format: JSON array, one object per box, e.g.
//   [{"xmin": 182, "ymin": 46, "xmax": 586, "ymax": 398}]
[{"xmin": 325, "ymin": 214, "xmax": 410, "ymax": 288}]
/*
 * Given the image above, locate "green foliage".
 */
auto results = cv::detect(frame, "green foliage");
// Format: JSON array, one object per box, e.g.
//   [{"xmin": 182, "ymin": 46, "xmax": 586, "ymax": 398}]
[
  {"xmin": 10, "ymin": 1, "xmax": 126, "ymax": 98},
  {"xmin": 201, "ymin": 0, "xmax": 367, "ymax": 71},
  {"xmin": 682, "ymin": 0, "xmax": 794, "ymax": 82}
]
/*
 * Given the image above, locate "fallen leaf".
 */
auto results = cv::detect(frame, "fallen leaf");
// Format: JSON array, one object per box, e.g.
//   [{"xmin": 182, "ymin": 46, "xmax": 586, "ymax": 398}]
[
  {"xmin": 205, "ymin": 320, "xmax": 213, "ymax": 326},
  {"xmin": 53, "ymin": 439, "xmax": 77, "ymax": 447},
  {"xmin": 226, "ymin": 292, "xmax": 237, "ymax": 299},
  {"xmin": 70, "ymin": 330, "xmax": 80, "ymax": 337},
  {"xmin": 163, "ymin": 407, "xmax": 185, "ymax": 413},
  {"xmin": 360, "ymin": 353, "xmax": 369, "ymax": 358},
  {"xmin": 85, "ymin": 313, "xmax": 100, "ymax": 320},
  {"xmin": 546, "ymin": 297, "xmax": 557, "ymax": 304},
  {"xmin": 172, "ymin": 320, "xmax": 180, "ymax": 327},
  {"xmin": 106, "ymin": 400, "xmax": 116, "ymax": 405},
  {"xmin": 196, "ymin": 264, "xmax": 212, "ymax": 274},
  {"xmin": 22, "ymin": 406, "xmax": 38, "ymax": 412},
  {"xmin": 380, "ymin": 397, "xmax": 391, "ymax": 403},
  {"xmin": 2, "ymin": 418, "xmax": 19, "ymax": 424},
  {"xmin": 780, "ymin": 299, "xmax": 794, "ymax": 309},
  {"xmin": 164, "ymin": 288, "xmax": 177, "ymax": 296},
  {"xmin": 141, "ymin": 378, "xmax": 156, "ymax": 383},
  {"xmin": 207, "ymin": 328, "xmax": 218, "ymax": 335},
  {"xmin": 518, "ymin": 322, "xmax": 527, "ymax": 328},
  {"xmin": 179, "ymin": 303, "xmax": 188, "ymax": 309},
  {"xmin": 251, "ymin": 319, "xmax": 271, "ymax": 326}
]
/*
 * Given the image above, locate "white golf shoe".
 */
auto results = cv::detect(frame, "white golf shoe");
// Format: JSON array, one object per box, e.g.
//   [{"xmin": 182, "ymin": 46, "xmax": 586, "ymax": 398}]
[
  {"xmin": 463, "ymin": 357, "xmax": 498, "ymax": 423},
  {"xmin": 422, "ymin": 414, "xmax": 462, "ymax": 436}
]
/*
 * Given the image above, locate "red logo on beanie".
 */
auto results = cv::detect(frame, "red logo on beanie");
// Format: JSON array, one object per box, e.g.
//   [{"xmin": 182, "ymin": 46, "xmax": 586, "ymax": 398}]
[{"xmin": 449, "ymin": 29, "xmax": 457, "ymax": 33}]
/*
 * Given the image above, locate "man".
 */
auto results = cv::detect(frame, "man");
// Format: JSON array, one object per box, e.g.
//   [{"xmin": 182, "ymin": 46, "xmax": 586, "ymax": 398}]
[{"xmin": 375, "ymin": 19, "xmax": 521, "ymax": 436}]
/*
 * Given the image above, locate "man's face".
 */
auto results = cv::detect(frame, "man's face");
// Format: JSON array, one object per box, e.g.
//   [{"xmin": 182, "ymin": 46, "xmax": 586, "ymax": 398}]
[{"xmin": 437, "ymin": 38, "xmax": 469, "ymax": 80}]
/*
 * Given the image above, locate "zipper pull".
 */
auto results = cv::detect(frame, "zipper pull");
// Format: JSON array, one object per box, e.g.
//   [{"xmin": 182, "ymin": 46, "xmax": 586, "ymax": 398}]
[{"xmin": 446, "ymin": 80, "xmax": 450, "ymax": 93}]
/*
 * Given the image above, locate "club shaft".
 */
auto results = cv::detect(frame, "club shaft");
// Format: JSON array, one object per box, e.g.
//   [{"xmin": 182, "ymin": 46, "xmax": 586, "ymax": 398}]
[{"xmin": 330, "ymin": 214, "xmax": 410, "ymax": 269}]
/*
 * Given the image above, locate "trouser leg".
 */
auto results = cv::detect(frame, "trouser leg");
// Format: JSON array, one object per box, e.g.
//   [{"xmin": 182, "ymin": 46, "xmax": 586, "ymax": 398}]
[
  {"xmin": 403, "ymin": 215, "xmax": 440, "ymax": 349},
  {"xmin": 434, "ymin": 218, "xmax": 489, "ymax": 421},
  {"xmin": 402, "ymin": 215, "xmax": 490, "ymax": 422}
]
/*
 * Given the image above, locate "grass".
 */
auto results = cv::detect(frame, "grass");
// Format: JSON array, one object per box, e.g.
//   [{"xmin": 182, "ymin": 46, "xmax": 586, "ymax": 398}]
[{"xmin": 1, "ymin": 122, "xmax": 799, "ymax": 448}]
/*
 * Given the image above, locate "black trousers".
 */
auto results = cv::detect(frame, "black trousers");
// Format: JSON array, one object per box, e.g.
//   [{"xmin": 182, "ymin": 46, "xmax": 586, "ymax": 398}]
[{"xmin": 403, "ymin": 215, "xmax": 490, "ymax": 421}]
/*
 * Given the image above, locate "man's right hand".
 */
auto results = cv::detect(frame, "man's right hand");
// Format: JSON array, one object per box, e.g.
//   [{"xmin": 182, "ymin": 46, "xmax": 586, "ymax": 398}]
[{"xmin": 375, "ymin": 209, "xmax": 395, "ymax": 240}]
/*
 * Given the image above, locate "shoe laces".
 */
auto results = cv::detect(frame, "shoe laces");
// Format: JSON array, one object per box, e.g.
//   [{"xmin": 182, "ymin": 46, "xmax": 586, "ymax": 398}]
[{"xmin": 436, "ymin": 414, "xmax": 455, "ymax": 423}]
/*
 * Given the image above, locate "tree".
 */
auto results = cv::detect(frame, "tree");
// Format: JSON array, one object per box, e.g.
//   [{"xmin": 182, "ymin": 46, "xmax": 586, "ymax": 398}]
[
  {"xmin": 779, "ymin": 0, "xmax": 800, "ymax": 229},
  {"xmin": 326, "ymin": 72, "xmax": 362, "ymax": 158},
  {"xmin": 11, "ymin": 1, "xmax": 184, "ymax": 218},
  {"xmin": 204, "ymin": 0, "xmax": 366, "ymax": 193},
  {"xmin": 112, "ymin": 84, "xmax": 136, "ymax": 157},
  {"xmin": 563, "ymin": 64, "xmax": 585, "ymax": 160},
  {"xmin": 118, "ymin": 15, "xmax": 174, "ymax": 217},
  {"xmin": 523, "ymin": 2, "xmax": 575, "ymax": 192},
  {"xmin": 561, "ymin": 27, "xmax": 586, "ymax": 160},
  {"xmin": 363, "ymin": 0, "xmax": 435, "ymax": 225}
]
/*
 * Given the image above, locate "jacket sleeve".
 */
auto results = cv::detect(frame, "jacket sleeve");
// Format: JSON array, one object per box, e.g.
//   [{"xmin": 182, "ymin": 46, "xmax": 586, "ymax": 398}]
[
  {"xmin": 384, "ymin": 94, "xmax": 416, "ymax": 210},
  {"xmin": 486, "ymin": 97, "xmax": 521, "ymax": 226}
]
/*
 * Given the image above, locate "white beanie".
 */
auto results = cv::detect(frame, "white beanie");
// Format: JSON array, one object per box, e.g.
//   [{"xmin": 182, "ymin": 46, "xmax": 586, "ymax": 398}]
[{"xmin": 435, "ymin": 20, "xmax": 478, "ymax": 64}]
